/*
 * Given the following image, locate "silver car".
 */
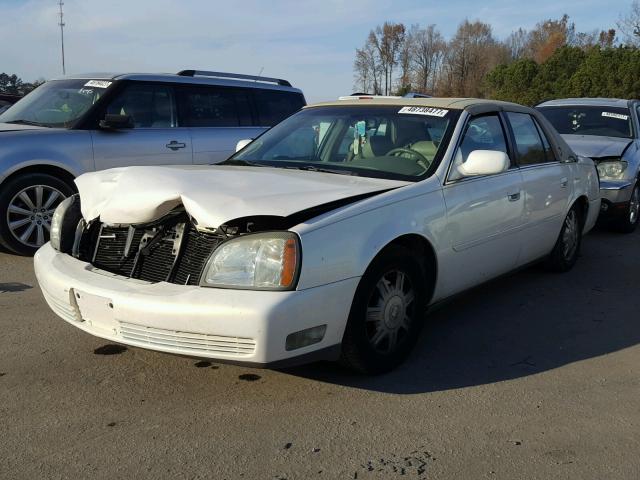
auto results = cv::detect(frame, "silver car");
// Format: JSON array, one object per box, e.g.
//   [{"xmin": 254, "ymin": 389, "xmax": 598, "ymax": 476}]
[
  {"xmin": 537, "ymin": 98, "xmax": 640, "ymax": 232},
  {"xmin": 0, "ymin": 70, "xmax": 305, "ymax": 255}
]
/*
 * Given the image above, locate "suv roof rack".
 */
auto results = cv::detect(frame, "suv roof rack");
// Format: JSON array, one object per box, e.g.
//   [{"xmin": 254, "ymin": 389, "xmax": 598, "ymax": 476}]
[
  {"xmin": 339, "ymin": 92, "xmax": 432, "ymax": 100},
  {"xmin": 177, "ymin": 70, "xmax": 292, "ymax": 87}
]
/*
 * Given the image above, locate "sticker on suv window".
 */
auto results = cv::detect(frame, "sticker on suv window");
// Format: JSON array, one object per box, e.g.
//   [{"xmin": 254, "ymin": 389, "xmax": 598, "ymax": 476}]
[
  {"xmin": 602, "ymin": 112, "xmax": 629, "ymax": 121},
  {"xmin": 398, "ymin": 106, "xmax": 449, "ymax": 117},
  {"xmin": 84, "ymin": 80, "xmax": 112, "ymax": 88}
]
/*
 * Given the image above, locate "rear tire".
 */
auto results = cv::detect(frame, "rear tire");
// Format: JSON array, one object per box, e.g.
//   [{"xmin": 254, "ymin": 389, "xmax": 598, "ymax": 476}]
[
  {"xmin": 340, "ymin": 245, "xmax": 428, "ymax": 374},
  {"xmin": 545, "ymin": 205, "xmax": 582, "ymax": 273},
  {"xmin": 613, "ymin": 183, "xmax": 639, "ymax": 234},
  {"xmin": 0, "ymin": 173, "xmax": 74, "ymax": 256}
]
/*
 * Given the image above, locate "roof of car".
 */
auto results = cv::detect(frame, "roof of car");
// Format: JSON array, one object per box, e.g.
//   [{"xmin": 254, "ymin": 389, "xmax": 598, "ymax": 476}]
[
  {"xmin": 51, "ymin": 71, "xmax": 303, "ymax": 94},
  {"xmin": 308, "ymin": 97, "xmax": 531, "ymax": 112},
  {"xmin": 537, "ymin": 98, "xmax": 636, "ymax": 108}
]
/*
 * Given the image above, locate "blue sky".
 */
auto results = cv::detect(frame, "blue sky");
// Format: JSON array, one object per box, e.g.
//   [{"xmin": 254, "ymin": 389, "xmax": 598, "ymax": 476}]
[{"xmin": 0, "ymin": 0, "xmax": 631, "ymax": 102}]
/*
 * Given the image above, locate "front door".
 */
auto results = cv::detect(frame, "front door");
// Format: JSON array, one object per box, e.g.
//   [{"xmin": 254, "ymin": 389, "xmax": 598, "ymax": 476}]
[
  {"xmin": 440, "ymin": 113, "xmax": 524, "ymax": 295},
  {"xmin": 91, "ymin": 83, "xmax": 192, "ymax": 170}
]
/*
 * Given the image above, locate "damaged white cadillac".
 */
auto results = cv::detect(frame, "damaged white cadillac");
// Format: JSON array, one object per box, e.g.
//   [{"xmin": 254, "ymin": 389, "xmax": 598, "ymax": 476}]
[{"xmin": 34, "ymin": 98, "xmax": 601, "ymax": 373}]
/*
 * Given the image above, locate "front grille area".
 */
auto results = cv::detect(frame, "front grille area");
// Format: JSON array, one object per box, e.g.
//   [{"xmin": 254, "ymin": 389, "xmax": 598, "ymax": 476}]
[
  {"xmin": 85, "ymin": 218, "xmax": 225, "ymax": 285},
  {"xmin": 120, "ymin": 322, "xmax": 257, "ymax": 357}
]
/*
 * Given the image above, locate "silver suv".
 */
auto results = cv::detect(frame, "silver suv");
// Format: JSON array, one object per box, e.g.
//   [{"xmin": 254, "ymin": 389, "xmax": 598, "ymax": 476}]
[{"xmin": 0, "ymin": 70, "xmax": 305, "ymax": 254}]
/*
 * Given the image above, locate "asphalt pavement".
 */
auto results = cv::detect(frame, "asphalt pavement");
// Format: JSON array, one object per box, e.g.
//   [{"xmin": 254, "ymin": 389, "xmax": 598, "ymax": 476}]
[{"xmin": 1, "ymin": 227, "xmax": 639, "ymax": 479}]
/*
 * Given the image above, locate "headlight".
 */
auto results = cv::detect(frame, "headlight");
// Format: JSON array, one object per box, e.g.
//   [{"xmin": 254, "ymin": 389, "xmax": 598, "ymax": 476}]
[
  {"xmin": 201, "ymin": 232, "xmax": 300, "ymax": 290},
  {"xmin": 596, "ymin": 160, "xmax": 627, "ymax": 180},
  {"xmin": 50, "ymin": 194, "xmax": 81, "ymax": 252}
]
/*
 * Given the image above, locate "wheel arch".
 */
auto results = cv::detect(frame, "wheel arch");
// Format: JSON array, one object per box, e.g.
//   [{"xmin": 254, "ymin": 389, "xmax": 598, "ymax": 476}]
[
  {"xmin": 0, "ymin": 164, "xmax": 78, "ymax": 192},
  {"xmin": 572, "ymin": 194, "xmax": 589, "ymax": 228}
]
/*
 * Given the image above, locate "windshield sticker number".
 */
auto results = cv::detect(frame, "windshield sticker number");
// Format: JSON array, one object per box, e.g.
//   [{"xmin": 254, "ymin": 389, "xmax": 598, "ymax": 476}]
[
  {"xmin": 399, "ymin": 106, "xmax": 448, "ymax": 117},
  {"xmin": 602, "ymin": 112, "xmax": 629, "ymax": 121},
  {"xmin": 84, "ymin": 80, "xmax": 112, "ymax": 89}
]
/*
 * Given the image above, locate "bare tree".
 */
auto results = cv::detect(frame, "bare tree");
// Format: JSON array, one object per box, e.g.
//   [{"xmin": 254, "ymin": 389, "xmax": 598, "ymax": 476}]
[
  {"xmin": 369, "ymin": 22, "xmax": 406, "ymax": 95},
  {"xmin": 618, "ymin": 1, "xmax": 640, "ymax": 45},
  {"xmin": 411, "ymin": 24, "xmax": 446, "ymax": 94},
  {"xmin": 506, "ymin": 28, "xmax": 529, "ymax": 60}
]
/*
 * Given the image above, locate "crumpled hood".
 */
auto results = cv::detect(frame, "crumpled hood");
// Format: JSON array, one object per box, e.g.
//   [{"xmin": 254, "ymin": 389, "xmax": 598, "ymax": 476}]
[
  {"xmin": 561, "ymin": 134, "xmax": 632, "ymax": 158},
  {"xmin": 75, "ymin": 165, "xmax": 409, "ymax": 228},
  {"xmin": 0, "ymin": 122, "xmax": 49, "ymax": 132}
]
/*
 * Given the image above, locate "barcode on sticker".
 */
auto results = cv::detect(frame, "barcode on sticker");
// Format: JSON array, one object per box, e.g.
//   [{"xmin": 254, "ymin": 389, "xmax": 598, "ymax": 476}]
[
  {"xmin": 84, "ymin": 80, "xmax": 112, "ymax": 88},
  {"xmin": 398, "ymin": 106, "xmax": 449, "ymax": 117},
  {"xmin": 602, "ymin": 112, "xmax": 629, "ymax": 121}
]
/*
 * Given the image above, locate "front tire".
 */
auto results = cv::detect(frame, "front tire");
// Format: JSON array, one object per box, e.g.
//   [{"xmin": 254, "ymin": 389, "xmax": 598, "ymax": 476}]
[
  {"xmin": 340, "ymin": 245, "xmax": 428, "ymax": 374},
  {"xmin": 613, "ymin": 183, "xmax": 639, "ymax": 233},
  {"xmin": 0, "ymin": 173, "xmax": 74, "ymax": 256},
  {"xmin": 545, "ymin": 205, "xmax": 582, "ymax": 273}
]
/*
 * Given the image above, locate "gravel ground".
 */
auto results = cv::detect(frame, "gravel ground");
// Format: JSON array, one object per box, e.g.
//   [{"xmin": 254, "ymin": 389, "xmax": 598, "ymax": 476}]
[{"xmin": 1, "ymin": 227, "xmax": 638, "ymax": 479}]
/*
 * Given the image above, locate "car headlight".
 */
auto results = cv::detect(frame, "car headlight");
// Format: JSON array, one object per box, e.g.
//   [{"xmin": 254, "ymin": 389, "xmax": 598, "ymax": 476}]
[
  {"xmin": 50, "ymin": 194, "xmax": 82, "ymax": 252},
  {"xmin": 201, "ymin": 232, "xmax": 300, "ymax": 290},
  {"xmin": 596, "ymin": 160, "xmax": 627, "ymax": 180}
]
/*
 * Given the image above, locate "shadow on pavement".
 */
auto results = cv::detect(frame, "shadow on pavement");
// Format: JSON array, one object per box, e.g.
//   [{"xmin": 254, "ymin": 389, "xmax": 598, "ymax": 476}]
[
  {"xmin": 284, "ymin": 227, "xmax": 640, "ymax": 394},
  {"xmin": 0, "ymin": 282, "xmax": 33, "ymax": 293}
]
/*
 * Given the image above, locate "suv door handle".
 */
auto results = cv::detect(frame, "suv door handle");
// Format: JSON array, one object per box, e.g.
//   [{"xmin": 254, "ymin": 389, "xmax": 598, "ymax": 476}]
[
  {"xmin": 560, "ymin": 177, "xmax": 568, "ymax": 188},
  {"xmin": 508, "ymin": 191, "xmax": 521, "ymax": 202},
  {"xmin": 166, "ymin": 141, "xmax": 186, "ymax": 151}
]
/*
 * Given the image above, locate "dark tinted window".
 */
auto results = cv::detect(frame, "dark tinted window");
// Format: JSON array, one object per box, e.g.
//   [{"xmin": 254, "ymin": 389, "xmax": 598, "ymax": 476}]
[
  {"xmin": 105, "ymin": 84, "xmax": 176, "ymax": 128},
  {"xmin": 179, "ymin": 86, "xmax": 252, "ymax": 127},
  {"xmin": 533, "ymin": 118, "xmax": 556, "ymax": 161},
  {"xmin": 537, "ymin": 106, "xmax": 632, "ymax": 139},
  {"xmin": 254, "ymin": 89, "xmax": 305, "ymax": 126},
  {"xmin": 507, "ymin": 112, "xmax": 547, "ymax": 165}
]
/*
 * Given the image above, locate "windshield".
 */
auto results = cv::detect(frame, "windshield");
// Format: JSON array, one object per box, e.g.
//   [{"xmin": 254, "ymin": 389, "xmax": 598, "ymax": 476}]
[
  {"xmin": 538, "ymin": 106, "xmax": 633, "ymax": 139},
  {"xmin": 227, "ymin": 105, "xmax": 458, "ymax": 181},
  {"xmin": 0, "ymin": 79, "xmax": 112, "ymax": 128}
]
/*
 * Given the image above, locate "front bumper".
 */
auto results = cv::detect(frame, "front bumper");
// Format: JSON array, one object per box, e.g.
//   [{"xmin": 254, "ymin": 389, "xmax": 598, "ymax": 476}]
[
  {"xmin": 34, "ymin": 243, "xmax": 358, "ymax": 366},
  {"xmin": 599, "ymin": 180, "xmax": 635, "ymax": 218}
]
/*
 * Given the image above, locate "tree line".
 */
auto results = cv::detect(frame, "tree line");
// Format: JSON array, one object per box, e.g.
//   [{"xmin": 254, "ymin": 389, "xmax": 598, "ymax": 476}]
[
  {"xmin": 353, "ymin": 1, "xmax": 640, "ymax": 105},
  {"xmin": 0, "ymin": 73, "xmax": 44, "ymax": 96}
]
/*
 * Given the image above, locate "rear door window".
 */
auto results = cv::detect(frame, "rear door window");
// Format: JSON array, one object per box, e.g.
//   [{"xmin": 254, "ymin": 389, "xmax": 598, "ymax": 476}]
[
  {"xmin": 178, "ymin": 86, "xmax": 252, "ymax": 127},
  {"xmin": 507, "ymin": 112, "xmax": 548, "ymax": 166},
  {"xmin": 253, "ymin": 89, "xmax": 305, "ymax": 127}
]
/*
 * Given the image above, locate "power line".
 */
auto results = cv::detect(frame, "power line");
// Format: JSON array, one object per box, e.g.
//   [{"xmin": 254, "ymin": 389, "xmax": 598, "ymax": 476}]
[{"xmin": 58, "ymin": 0, "xmax": 66, "ymax": 75}]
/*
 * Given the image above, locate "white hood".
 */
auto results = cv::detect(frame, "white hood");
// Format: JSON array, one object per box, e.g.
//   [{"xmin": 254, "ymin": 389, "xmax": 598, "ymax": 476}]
[{"xmin": 75, "ymin": 165, "xmax": 409, "ymax": 228}]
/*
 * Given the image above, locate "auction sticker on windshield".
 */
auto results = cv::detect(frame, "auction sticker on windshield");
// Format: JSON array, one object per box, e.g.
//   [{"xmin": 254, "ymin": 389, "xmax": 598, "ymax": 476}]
[
  {"xmin": 602, "ymin": 112, "xmax": 629, "ymax": 121},
  {"xmin": 398, "ymin": 106, "xmax": 449, "ymax": 117},
  {"xmin": 84, "ymin": 80, "xmax": 112, "ymax": 88}
]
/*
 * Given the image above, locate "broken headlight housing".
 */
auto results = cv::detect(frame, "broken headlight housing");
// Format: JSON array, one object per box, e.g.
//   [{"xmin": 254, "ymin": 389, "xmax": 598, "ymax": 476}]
[
  {"xmin": 200, "ymin": 232, "xmax": 300, "ymax": 290},
  {"xmin": 596, "ymin": 159, "xmax": 627, "ymax": 180},
  {"xmin": 50, "ymin": 194, "xmax": 82, "ymax": 253}
]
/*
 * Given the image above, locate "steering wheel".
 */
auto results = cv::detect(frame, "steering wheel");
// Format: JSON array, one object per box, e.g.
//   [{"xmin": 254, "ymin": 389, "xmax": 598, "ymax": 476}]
[{"xmin": 386, "ymin": 147, "xmax": 430, "ymax": 168}]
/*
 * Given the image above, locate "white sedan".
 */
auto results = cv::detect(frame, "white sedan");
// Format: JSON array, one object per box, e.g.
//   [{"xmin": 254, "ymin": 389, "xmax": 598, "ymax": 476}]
[{"xmin": 34, "ymin": 97, "xmax": 600, "ymax": 373}]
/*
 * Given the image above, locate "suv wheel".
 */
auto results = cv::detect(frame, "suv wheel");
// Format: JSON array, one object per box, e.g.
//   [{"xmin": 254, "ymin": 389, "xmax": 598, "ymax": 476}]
[
  {"xmin": 614, "ymin": 183, "xmax": 640, "ymax": 233},
  {"xmin": 0, "ymin": 173, "xmax": 74, "ymax": 256},
  {"xmin": 340, "ymin": 245, "xmax": 428, "ymax": 374}
]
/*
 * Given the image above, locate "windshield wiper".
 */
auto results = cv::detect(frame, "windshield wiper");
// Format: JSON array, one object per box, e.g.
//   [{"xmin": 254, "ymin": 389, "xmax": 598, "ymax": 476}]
[
  {"xmin": 283, "ymin": 165, "xmax": 357, "ymax": 176},
  {"xmin": 5, "ymin": 119, "xmax": 48, "ymax": 127},
  {"xmin": 220, "ymin": 159, "xmax": 269, "ymax": 167}
]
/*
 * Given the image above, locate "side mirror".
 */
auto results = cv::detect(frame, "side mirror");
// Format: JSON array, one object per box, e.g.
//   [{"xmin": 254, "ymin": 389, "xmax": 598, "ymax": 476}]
[
  {"xmin": 235, "ymin": 138, "xmax": 253, "ymax": 152},
  {"xmin": 99, "ymin": 114, "xmax": 133, "ymax": 130},
  {"xmin": 458, "ymin": 150, "xmax": 510, "ymax": 177}
]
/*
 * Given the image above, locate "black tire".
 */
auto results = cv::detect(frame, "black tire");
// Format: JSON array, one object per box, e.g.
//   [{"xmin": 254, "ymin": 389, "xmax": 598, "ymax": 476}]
[
  {"xmin": 0, "ymin": 173, "xmax": 74, "ymax": 256},
  {"xmin": 545, "ymin": 205, "xmax": 582, "ymax": 273},
  {"xmin": 613, "ymin": 183, "xmax": 639, "ymax": 234},
  {"xmin": 340, "ymin": 245, "xmax": 429, "ymax": 374}
]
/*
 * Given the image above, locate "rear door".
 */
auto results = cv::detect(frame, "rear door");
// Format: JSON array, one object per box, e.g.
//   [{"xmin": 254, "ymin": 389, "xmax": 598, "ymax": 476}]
[
  {"xmin": 177, "ymin": 85, "xmax": 265, "ymax": 164},
  {"xmin": 91, "ymin": 82, "xmax": 193, "ymax": 169},
  {"xmin": 505, "ymin": 111, "xmax": 572, "ymax": 264},
  {"xmin": 441, "ymin": 113, "xmax": 524, "ymax": 292}
]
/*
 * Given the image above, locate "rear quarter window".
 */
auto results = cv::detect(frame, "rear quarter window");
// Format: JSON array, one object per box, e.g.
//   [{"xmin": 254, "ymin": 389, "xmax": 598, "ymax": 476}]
[{"xmin": 254, "ymin": 89, "xmax": 305, "ymax": 127}]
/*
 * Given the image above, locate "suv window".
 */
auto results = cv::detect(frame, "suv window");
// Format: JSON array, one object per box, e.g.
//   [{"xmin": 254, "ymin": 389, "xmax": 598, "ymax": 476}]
[
  {"xmin": 254, "ymin": 89, "xmax": 305, "ymax": 126},
  {"xmin": 105, "ymin": 84, "xmax": 176, "ymax": 128},
  {"xmin": 178, "ymin": 86, "xmax": 252, "ymax": 127},
  {"xmin": 450, "ymin": 114, "xmax": 508, "ymax": 180},
  {"xmin": 507, "ymin": 112, "xmax": 547, "ymax": 166}
]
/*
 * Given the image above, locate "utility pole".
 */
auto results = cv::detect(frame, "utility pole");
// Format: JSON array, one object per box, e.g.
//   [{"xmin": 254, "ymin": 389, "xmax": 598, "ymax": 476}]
[{"xmin": 58, "ymin": 0, "xmax": 66, "ymax": 75}]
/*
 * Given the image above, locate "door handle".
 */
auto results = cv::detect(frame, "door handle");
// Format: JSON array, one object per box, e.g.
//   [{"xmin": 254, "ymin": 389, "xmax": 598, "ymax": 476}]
[
  {"xmin": 166, "ymin": 141, "xmax": 186, "ymax": 151},
  {"xmin": 560, "ymin": 177, "xmax": 568, "ymax": 188},
  {"xmin": 508, "ymin": 191, "xmax": 521, "ymax": 202}
]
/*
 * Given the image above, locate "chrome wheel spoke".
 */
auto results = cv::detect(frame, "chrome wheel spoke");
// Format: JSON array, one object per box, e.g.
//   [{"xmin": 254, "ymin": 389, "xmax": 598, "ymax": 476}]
[
  {"xmin": 9, "ymin": 217, "xmax": 32, "ymax": 230},
  {"xmin": 370, "ymin": 328, "xmax": 387, "ymax": 347},
  {"xmin": 19, "ymin": 191, "xmax": 36, "ymax": 211},
  {"xmin": 20, "ymin": 223, "xmax": 36, "ymax": 242},
  {"xmin": 386, "ymin": 329, "xmax": 398, "ymax": 353},
  {"xmin": 35, "ymin": 186, "xmax": 44, "ymax": 209},
  {"xmin": 8, "ymin": 204, "xmax": 32, "ymax": 216},
  {"xmin": 366, "ymin": 306, "xmax": 383, "ymax": 323},
  {"xmin": 36, "ymin": 224, "xmax": 45, "ymax": 246},
  {"xmin": 43, "ymin": 190, "xmax": 60, "ymax": 210}
]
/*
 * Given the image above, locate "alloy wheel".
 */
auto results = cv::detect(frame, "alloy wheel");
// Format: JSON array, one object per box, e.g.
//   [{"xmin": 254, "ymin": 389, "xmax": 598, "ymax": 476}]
[
  {"xmin": 6, "ymin": 185, "xmax": 65, "ymax": 248},
  {"xmin": 562, "ymin": 209, "xmax": 579, "ymax": 261},
  {"xmin": 365, "ymin": 269, "xmax": 415, "ymax": 354},
  {"xmin": 629, "ymin": 186, "xmax": 639, "ymax": 225}
]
